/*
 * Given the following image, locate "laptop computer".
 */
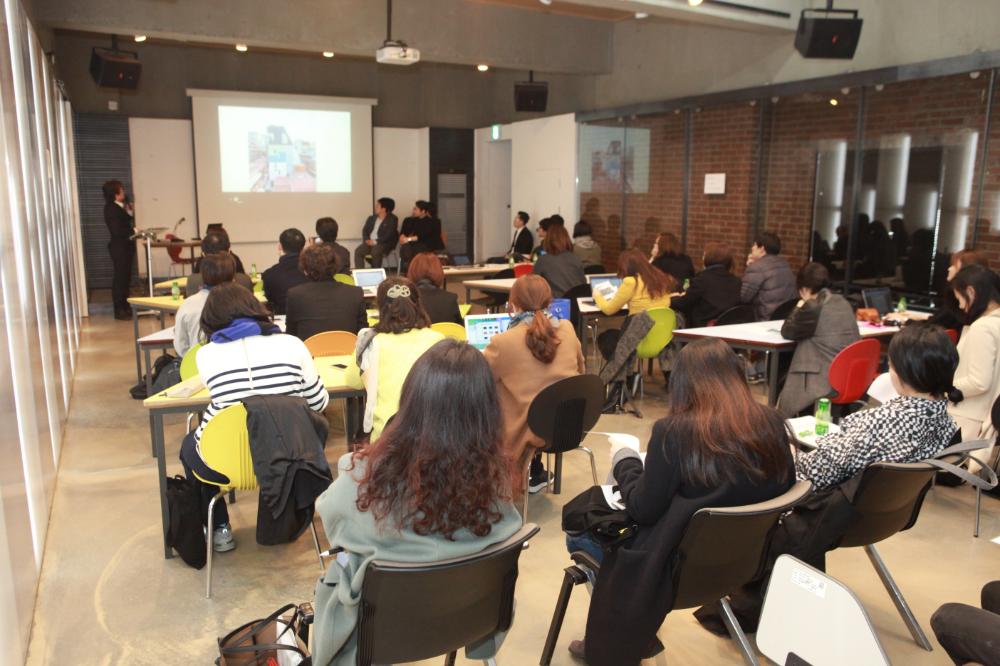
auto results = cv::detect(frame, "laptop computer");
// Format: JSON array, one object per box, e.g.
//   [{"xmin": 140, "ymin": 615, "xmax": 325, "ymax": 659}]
[
  {"xmin": 351, "ymin": 268, "xmax": 387, "ymax": 298},
  {"xmin": 548, "ymin": 298, "xmax": 571, "ymax": 321},
  {"xmin": 585, "ymin": 273, "xmax": 619, "ymax": 285},
  {"xmin": 465, "ymin": 313, "xmax": 512, "ymax": 351},
  {"xmin": 451, "ymin": 255, "xmax": 472, "ymax": 266},
  {"xmin": 862, "ymin": 287, "xmax": 893, "ymax": 317}
]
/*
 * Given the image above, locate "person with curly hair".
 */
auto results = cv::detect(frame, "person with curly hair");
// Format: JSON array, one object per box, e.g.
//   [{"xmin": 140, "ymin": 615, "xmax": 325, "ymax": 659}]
[
  {"xmin": 312, "ymin": 339, "xmax": 523, "ymax": 666},
  {"xmin": 347, "ymin": 276, "xmax": 443, "ymax": 442}
]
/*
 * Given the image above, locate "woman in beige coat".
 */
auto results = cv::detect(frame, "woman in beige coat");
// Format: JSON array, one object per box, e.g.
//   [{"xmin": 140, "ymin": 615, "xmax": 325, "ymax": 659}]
[{"xmin": 485, "ymin": 275, "xmax": 585, "ymax": 492}]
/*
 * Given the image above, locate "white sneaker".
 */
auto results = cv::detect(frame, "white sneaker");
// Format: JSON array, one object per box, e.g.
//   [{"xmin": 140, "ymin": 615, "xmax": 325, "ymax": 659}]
[{"xmin": 212, "ymin": 523, "xmax": 236, "ymax": 552}]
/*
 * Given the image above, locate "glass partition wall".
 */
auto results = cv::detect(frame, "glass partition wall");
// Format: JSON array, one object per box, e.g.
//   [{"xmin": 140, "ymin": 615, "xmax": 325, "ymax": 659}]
[{"xmin": 579, "ymin": 65, "xmax": 999, "ymax": 304}]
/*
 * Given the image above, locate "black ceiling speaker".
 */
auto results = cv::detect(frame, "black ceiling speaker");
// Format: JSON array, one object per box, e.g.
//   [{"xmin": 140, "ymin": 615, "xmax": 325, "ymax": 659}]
[
  {"xmin": 515, "ymin": 71, "xmax": 548, "ymax": 112},
  {"xmin": 795, "ymin": 6, "xmax": 862, "ymax": 59},
  {"xmin": 89, "ymin": 47, "xmax": 141, "ymax": 89}
]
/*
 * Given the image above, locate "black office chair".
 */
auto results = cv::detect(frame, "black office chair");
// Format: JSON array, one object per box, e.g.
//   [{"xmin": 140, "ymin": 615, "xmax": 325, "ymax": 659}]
[
  {"xmin": 524, "ymin": 375, "xmax": 604, "ymax": 516},
  {"xmin": 713, "ymin": 304, "xmax": 756, "ymax": 326},
  {"xmin": 583, "ymin": 264, "xmax": 608, "ymax": 274},
  {"xmin": 540, "ymin": 481, "xmax": 813, "ymax": 666},
  {"xmin": 769, "ymin": 298, "xmax": 800, "ymax": 321},
  {"xmin": 356, "ymin": 523, "xmax": 540, "ymax": 666},
  {"xmin": 470, "ymin": 268, "xmax": 515, "ymax": 313},
  {"xmin": 831, "ymin": 462, "xmax": 941, "ymax": 651},
  {"xmin": 563, "ymin": 283, "xmax": 594, "ymax": 345}
]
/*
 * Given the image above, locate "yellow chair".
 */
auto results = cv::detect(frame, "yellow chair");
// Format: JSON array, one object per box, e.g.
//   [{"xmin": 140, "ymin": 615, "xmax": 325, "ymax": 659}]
[
  {"xmin": 195, "ymin": 403, "xmax": 324, "ymax": 598},
  {"xmin": 304, "ymin": 330, "xmax": 358, "ymax": 357},
  {"xmin": 431, "ymin": 321, "xmax": 466, "ymax": 341},
  {"xmin": 334, "ymin": 273, "xmax": 355, "ymax": 286},
  {"xmin": 459, "ymin": 303, "xmax": 472, "ymax": 319},
  {"xmin": 179, "ymin": 341, "xmax": 203, "ymax": 380}
]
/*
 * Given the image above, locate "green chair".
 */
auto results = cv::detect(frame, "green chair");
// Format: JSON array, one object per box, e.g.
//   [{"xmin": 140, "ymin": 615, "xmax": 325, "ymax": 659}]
[
  {"xmin": 628, "ymin": 308, "xmax": 676, "ymax": 412},
  {"xmin": 180, "ymin": 342, "xmax": 204, "ymax": 432},
  {"xmin": 334, "ymin": 273, "xmax": 355, "ymax": 286}
]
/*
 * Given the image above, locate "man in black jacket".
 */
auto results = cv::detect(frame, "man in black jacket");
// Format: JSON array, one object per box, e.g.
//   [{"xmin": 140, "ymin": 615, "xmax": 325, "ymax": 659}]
[
  {"xmin": 261, "ymin": 228, "xmax": 309, "ymax": 315},
  {"xmin": 186, "ymin": 233, "xmax": 254, "ymax": 296},
  {"xmin": 669, "ymin": 242, "xmax": 742, "ymax": 328},
  {"xmin": 354, "ymin": 197, "xmax": 398, "ymax": 269},
  {"xmin": 286, "ymin": 244, "xmax": 368, "ymax": 339},
  {"xmin": 400, "ymin": 200, "xmax": 445, "ymax": 268},
  {"xmin": 103, "ymin": 179, "xmax": 135, "ymax": 319},
  {"xmin": 314, "ymin": 217, "xmax": 351, "ymax": 275}
]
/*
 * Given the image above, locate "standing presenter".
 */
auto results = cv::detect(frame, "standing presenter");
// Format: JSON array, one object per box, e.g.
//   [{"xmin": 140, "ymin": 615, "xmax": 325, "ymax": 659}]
[{"xmin": 103, "ymin": 179, "xmax": 135, "ymax": 320}]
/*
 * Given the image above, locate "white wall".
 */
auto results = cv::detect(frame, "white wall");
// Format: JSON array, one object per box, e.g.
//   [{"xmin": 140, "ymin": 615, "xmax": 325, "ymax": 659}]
[
  {"xmin": 374, "ymin": 126, "xmax": 430, "ymax": 223},
  {"xmin": 475, "ymin": 113, "xmax": 578, "ymax": 260}
]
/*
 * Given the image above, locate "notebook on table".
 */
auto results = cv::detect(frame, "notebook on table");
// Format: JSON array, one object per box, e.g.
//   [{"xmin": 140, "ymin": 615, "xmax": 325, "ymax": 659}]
[
  {"xmin": 465, "ymin": 313, "xmax": 512, "ymax": 351},
  {"xmin": 351, "ymin": 268, "xmax": 387, "ymax": 297}
]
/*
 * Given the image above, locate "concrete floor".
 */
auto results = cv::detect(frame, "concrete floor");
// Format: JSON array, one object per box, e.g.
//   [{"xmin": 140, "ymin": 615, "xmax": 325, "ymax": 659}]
[{"xmin": 25, "ymin": 311, "xmax": 1000, "ymax": 665}]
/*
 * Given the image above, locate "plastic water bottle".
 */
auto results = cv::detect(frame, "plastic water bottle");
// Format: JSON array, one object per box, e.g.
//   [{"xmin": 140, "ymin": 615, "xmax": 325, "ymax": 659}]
[
  {"xmin": 508, "ymin": 255, "xmax": 515, "ymax": 269},
  {"xmin": 251, "ymin": 263, "xmax": 258, "ymax": 280},
  {"xmin": 683, "ymin": 278, "xmax": 690, "ymax": 291},
  {"xmin": 814, "ymin": 398, "xmax": 831, "ymax": 436},
  {"xmin": 896, "ymin": 295, "xmax": 907, "ymax": 314},
  {"xmin": 171, "ymin": 280, "xmax": 180, "ymax": 301}
]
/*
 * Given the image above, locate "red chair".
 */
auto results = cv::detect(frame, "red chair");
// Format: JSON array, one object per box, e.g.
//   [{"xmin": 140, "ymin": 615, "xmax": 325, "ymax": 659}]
[
  {"xmin": 165, "ymin": 233, "xmax": 195, "ymax": 277},
  {"xmin": 828, "ymin": 338, "xmax": 882, "ymax": 406},
  {"xmin": 945, "ymin": 329, "xmax": 959, "ymax": 345},
  {"xmin": 513, "ymin": 263, "xmax": 534, "ymax": 278}
]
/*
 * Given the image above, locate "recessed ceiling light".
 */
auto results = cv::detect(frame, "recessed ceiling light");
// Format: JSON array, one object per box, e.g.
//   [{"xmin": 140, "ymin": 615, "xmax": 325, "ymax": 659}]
[
  {"xmin": 477, "ymin": 64, "xmax": 489, "ymax": 72},
  {"xmin": 235, "ymin": 43, "xmax": 248, "ymax": 52},
  {"xmin": 134, "ymin": 35, "xmax": 147, "ymax": 43},
  {"xmin": 635, "ymin": 12, "xmax": 649, "ymax": 19},
  {"xmin": 829, "ymin": 98, "xmax": 839, "ymax": 106},
  {"xmin": 539, "ymin": 0, "xmax": 552, "ymax": 5},
  {"xmin": 689, "ymin": 0, "xmax": 703, "ymax": 5},
  {"xmin": 322, "ymin": 51, "xmax": 334, "ymax": 58}
]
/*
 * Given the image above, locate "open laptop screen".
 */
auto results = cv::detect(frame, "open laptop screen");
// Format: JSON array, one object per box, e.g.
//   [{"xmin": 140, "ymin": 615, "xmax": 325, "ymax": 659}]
[
  {"xmin": 465, "ymin": 314, "xmax": 511, "ymax": 351},
  {"xmin": 352, "ymin": 268, "xmax": 387, "ymax": 290},
  {"xmin": 863, "ymin": 287, "xmax": 893, "ymax": 316}
]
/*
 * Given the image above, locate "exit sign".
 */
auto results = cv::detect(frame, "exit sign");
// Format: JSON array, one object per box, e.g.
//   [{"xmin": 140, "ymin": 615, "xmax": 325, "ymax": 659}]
[{"xmin": 491, "ymin": 124, "xmax": 501, "ymax": 140}]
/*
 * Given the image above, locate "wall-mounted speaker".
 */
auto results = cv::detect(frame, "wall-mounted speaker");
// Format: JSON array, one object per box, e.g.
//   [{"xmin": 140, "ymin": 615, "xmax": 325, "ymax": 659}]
[
  {"xmin": 795, "ymin": 9, "xmax": 863, "ymax": 59},
  {"xmin": 89, "ymin": 48, "xmax": 141, "ymax": 89},
  {"xmin": 514, "ymin": 81, "xmax": 548, "ymax": 112}
]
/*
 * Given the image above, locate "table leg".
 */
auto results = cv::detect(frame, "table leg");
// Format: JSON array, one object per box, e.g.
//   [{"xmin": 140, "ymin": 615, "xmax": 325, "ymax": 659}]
[
  {"xmin": 767, "ymin": 349, "xmax": 781, "ymax": 407},
  {"xmin": 144, "ymin": 347, "xmax": 156, "ymax": 457},
  {"xmin": 553, "ymin": 452, "xmax": 563, "ymax": 494},
  {"xmin": 345, "ymin": 396, "xmax": 357, "ymax": 451},
  {"xmin": 133, "ymin": 308, "xmax": 142, "ymax": 383},
  {"xmin": 464, "ymin": 285, "xmax": 471, "ymax": 304},
  {"xmin": 152, "ymin": 411, "xmax": 173, "ymax": 559}
]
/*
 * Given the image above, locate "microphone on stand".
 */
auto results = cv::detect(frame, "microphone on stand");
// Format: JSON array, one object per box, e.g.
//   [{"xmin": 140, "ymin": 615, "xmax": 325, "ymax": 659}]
[{"xmin": 172, "ymin": 216, "xmax": 186, "ymax": 233}]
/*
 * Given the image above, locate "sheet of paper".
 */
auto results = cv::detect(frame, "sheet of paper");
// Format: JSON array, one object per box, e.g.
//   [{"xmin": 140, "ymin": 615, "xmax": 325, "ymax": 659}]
[{"xmin": 600, "ymin": 485, "xmax": 626, "ymax": 510}]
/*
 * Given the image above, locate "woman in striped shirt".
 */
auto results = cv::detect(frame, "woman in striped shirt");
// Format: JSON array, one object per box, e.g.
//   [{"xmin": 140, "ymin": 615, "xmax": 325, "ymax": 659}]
[{"xmin": 179, "ymin": 282, "xmax": 329, "ymax": 552}]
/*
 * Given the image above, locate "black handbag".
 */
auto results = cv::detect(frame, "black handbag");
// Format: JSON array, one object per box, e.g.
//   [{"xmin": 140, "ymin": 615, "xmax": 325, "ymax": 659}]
[
  {"xmin": 217, "ymin": 603, "xmax": 312, "ymax": 666},
  {"xmin": 562, "ymin": 485, "xmax": 638, "ymax": 548},
  {"xmin": 165, "ymin": 474, "xmax": 207, "ymax": 569}
]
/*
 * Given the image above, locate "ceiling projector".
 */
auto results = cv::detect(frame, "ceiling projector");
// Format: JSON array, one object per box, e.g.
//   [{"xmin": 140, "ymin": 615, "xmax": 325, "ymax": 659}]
[{"xmin": 376, "ymin": 40, "xmax": 420, "ymax": 65}]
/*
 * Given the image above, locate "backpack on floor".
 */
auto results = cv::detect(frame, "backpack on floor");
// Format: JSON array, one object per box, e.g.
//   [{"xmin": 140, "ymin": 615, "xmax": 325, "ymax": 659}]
[
  {"xmin": 165, "ymin": 474, "xmax": 207, "ymax": 569},
  {"xmin": 129, "ymin": 354, "xmax": 177, "ymax": 400}
]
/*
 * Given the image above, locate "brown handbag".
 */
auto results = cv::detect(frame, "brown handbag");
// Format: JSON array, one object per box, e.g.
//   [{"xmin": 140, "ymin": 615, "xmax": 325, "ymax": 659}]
[{"xmin": 216, "ymin": 603, "xmax": 311, "ymax": 666}]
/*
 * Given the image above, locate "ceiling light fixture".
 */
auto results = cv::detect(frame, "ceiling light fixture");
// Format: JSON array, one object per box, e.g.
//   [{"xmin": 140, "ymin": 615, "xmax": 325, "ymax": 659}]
[
  {"xmin": 235, "ymin": 43, "xmax": 248, "ymax": 52},
  {"xmin": 829, "ymin": 98, "xmax": 839, "ymax": 106},
  {"xmin": 689, "ymin": 0, "xmax": 703, "ymax": 6},
  {"xmin": 635, "ymin": 12, "xmax": 649, "ymax": 19},
  {"xmin": 477, "ymin": 64, "xmax": 489, "ymax": 72},
  {"xmin": 322, "ymin": 51, "xmax": 334, "ymax": 58},
  {"xmin": 539, "ymin": 0, "xmax": 552, "ymax": 5},
  {"xmin": 134, "ymin": 34, "xmax": 147, "ymax": 43}
]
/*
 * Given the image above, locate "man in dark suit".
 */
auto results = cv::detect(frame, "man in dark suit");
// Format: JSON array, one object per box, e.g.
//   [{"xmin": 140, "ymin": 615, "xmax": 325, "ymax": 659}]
[
  {"xmin": 314, "ymin": 217, "xmax": 351, "ymax": 274},
  {"xmin": 354, "ymin": 197, "xmax": 398, "ymax": 269},
  {"xmin": 185, "ymin": 232, "xmax": 253, "ymax": 296},
  {"xmin": 261, "ymin": 228, "xmax": 309, "ymax": 315},
  {"xmin": 399, "ymin": 200, "xmax": 445, "ymax": 268},
  {"xmin": 510, "ymin": 211, "xmax": 534, "ymax": 257},
  {"xmin": 103, "ymin": 179, "xmax": 135, "ymax": 320},
  {"xmin": 286, "ymin": 244, "xmax": 368, "ymax": 340}
]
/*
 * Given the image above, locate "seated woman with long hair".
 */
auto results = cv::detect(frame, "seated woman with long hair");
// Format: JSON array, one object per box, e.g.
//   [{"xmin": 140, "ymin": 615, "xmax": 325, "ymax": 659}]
[
  {"xmin": 349, "ymin": 276, "xmax": 443, "ymax": 442},
  {"xmin": 484, "ymin": 275, "xmax": 585, "ymax": 492},
  {"xmin": 567, "ymin": 338, "xmax": 794, "ymax": 665},
  {"xmin": 595, "ymin": 248, "xmax": 673, "ymax": 364},
  {"xmin": 533, "ymin": 224, "xmax": 586, "ymax": 297},
  {"xmin": 312, "ymin": 340, "xmax": 522, "ymax": 666},
  {"xmin": 179, "ymin": 282, "xmax": 329, "ymax": 553},
  {"xmin": 406, "ymin": 251, "xmax": 463, "ymax": 324}
]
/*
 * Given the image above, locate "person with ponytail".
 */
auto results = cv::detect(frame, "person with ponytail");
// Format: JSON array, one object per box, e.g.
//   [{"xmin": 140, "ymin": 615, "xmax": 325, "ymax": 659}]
[
  {"xmin": 484, "ymin": 275, "xmax": 584, "ymax": 492},
  {"xmin": 948, "ymin": 264, "xmax": 1000, "ymax": 463},
  {"xmin": 349, "ymin": 276, "xmax": 444, "ymax": 443}
]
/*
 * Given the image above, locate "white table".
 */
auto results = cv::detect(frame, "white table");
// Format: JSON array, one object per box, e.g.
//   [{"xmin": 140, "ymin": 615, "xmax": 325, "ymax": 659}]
[
  {"xmin": 442, "ymin": 263, "xmax": 512, "ymax": 287},
  {"xmin": 463, "ymin": 277, "xmax": 518, "ymax": 303}
]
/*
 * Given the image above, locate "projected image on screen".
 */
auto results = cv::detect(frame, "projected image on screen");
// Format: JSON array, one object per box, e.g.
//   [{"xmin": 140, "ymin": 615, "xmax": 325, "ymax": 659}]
[
  {"xmin": 218, "ymin": 105, "xmax": 351, "ymax": 193},
  {"xmin": 577, "ymin": 125, "xmax": 650, "ymax": 194}
]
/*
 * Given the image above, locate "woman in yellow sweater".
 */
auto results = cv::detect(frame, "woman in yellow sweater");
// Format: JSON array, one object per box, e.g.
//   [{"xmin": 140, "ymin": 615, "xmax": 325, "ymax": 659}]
[{"xmin": 595, "ymin": 248, "xmax": 673, "ymax": 360}]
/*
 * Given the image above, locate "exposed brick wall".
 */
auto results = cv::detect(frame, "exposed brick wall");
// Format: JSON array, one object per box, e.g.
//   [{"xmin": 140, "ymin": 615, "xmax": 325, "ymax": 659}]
[{"xmin": 579, "ymin": 72, "xmax": 998, "ymax": 281}]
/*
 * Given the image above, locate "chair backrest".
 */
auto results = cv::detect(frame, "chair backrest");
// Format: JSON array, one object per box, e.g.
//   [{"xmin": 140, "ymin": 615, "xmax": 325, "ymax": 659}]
[
  {"xmin": 179, "ymin": 342, "xmax": 203, "ymax": 381},
  {"xmin": 827, "ymin": 338, "xmax": 881, "ymax": 405},
  {"xmin": 526, "ymin": 374, "xmax": 604, "ymax": 455},
  {"xmin": 836, "ymin": 461, "xmax": 937, "ymax": 548},
  {"xmin": 304, "ymin": 330, "xmax": 358, "ymax": 357},
  {"xmin": 945, "ymin": 328, "xmax": 959, "ymax": 345},
  {"xmin": 770, "ymin": 298, "xmax": 800, "ymax": 321},
  {"xmin": 431, "ymin": 321, "xmax": 466, "ymax": 341},
  {"xmin": 757, "ymin": 555, "xmax": 890, "ymax": 666},
  {"xmin": 334, "ymin": 273, "xmax": 356, "ymax": 286},
  {"xmin": 671, "ymin": 481, "xmax": 812, "ymax": 610},
  {"xmin": 583, "ymin": 264, "xmax": 608, "ymax": 275},
  {"xmin": 356, "ymin": 524, "xmax": 540, "ymax": 666},
  {"xmin": 563, "ymin": 283, "xmax": 594, "ymax": 332},
  {"xmin": 513, "ymin": 263, "xmax": 534, "ymax": 278},
  {"xmin": 635, "ymin": 307, "xmax": 676, "ymax": 359},
  {"xmin": 713, "ymin": 304, "xmax": 756, "ymax": 326},
  {"xmin": 164, "ymin": 233, "xmax": 185, "ymax": 263},
  {"xmin": 197, "ymin": 403, "xmax": 257, "ymax": 490}
]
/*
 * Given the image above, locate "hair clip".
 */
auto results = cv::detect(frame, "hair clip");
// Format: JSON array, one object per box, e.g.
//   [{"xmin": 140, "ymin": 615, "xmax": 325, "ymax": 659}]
[{"xmin": 386, "ymin": 284, "xmax": 412, "ymax": 299}]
